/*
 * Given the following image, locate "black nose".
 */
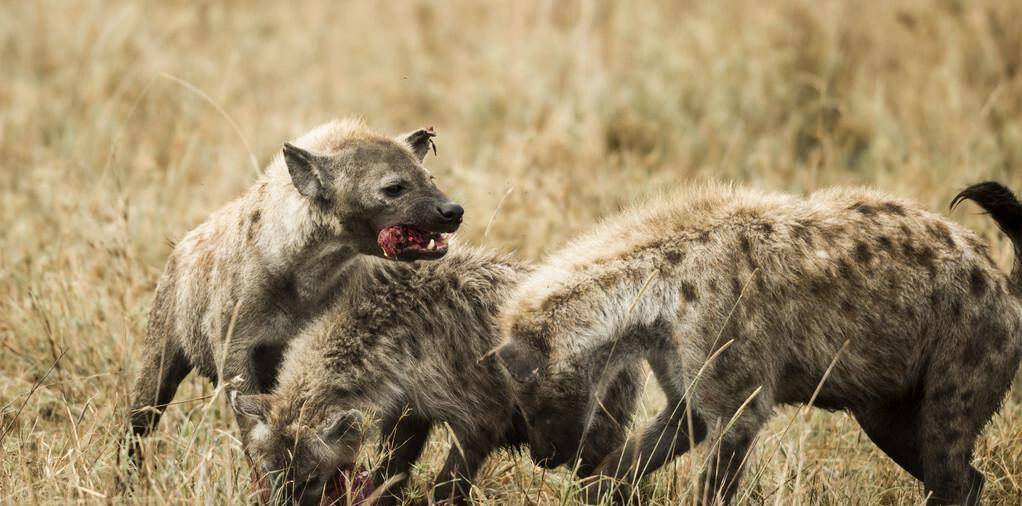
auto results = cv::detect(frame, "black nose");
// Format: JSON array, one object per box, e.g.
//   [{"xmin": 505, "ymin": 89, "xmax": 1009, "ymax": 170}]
[{"xmin": 437, "ymin": 202, "xmax": 464, "ymax": 223}]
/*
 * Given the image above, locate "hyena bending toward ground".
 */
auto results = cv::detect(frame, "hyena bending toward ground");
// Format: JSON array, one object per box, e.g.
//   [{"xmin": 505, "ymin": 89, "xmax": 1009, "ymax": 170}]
[
  {"xmin": 126, "ymin": 119, "xmax": 463, "ymax": 462},
  {"xmin": 490, "ymin": 182, "xmax": 1022, "ymax": 505},
  {"xmin": 230, "ymin": 244, "xmax": 642, "ymax": 505}
]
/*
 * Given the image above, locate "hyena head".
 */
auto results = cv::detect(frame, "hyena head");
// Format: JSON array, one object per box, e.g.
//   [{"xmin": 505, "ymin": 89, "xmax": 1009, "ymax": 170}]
[
  {"xmin": 231, "ymin": 393, "xmax": 364, "ymax": 505},
  {"xmin": 283, "ymin": 126, "xmax": 463, "ymax": 261},
  {"xmin": 485, "ymin": 318, "xmax": 627, "ymax": 470}
]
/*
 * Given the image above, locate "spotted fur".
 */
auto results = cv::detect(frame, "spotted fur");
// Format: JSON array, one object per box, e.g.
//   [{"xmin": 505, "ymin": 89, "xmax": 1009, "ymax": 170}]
[
  {"xmin": 126, "ymin": 118, "xmax": 460, "ymax": 465},
  {"xmin": 234, "ymin": 244, "xmax": 642, "ymax": 505},
  {"xmin": 495, "ymin": 182, "xmax": 1022, "ymax": 506}
]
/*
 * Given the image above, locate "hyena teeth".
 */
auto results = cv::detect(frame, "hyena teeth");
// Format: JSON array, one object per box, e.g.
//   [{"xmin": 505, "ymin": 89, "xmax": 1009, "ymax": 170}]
[{"xmin": 428, "ymin": 239, "xmax": 436, "ymax": 250}]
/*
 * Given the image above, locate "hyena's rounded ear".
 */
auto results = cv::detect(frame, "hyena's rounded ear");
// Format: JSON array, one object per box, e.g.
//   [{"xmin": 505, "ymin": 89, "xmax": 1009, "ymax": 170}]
[
  {"xmin": 396, "ymin": 127, "xmax": 436, "ymax": 162},
  {"xmin": 282, "ymin": 142, "xmax": 332, "ymax": 200},
  {"xmin": 230, "ymin": 391, "xmax": 271, "ymax": 423},
  {"xmin": 493, "ymin": 342, "xmax": 545, "ymax": 385},
  {"xmin": 321, "ymin": 409, "xmax": 364, "ymax": 447}
]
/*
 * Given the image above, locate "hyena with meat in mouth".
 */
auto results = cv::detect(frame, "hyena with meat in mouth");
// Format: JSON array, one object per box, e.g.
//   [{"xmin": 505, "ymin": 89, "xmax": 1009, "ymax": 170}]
[
  {"xmin": 489, "ymin": 181, "xmax": 1022, "ymax": 505},
  {"xmin": 125, "ymin": 118, "xmax": 463, "ymax": 466},
  {"xmin": 230, "ymin": 244, "xmax": 642, "ymax": 505}
]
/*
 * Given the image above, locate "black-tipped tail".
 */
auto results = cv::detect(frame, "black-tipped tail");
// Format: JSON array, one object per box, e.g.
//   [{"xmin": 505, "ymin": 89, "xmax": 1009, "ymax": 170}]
[
  {"xmin": 951, "ymin": 182, "xmax": 1022, "ymax": 246},
  {"xmin": 952, "ymin": 181, "xmax": 1022, "ymax": 291}
]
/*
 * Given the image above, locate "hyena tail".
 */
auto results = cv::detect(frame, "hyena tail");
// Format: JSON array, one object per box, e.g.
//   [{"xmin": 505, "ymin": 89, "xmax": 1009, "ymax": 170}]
[{"xmin": 952, "ymin": 181, "xmax": 1022, "ymax": 287}]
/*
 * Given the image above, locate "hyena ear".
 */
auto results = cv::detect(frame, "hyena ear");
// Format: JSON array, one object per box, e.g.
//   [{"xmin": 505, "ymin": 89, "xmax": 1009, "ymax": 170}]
[
  {"xmin": 282, "ymin": 142, "xmax": 332, "ymax": 200},
  {"xmin": 230, "ymin": 391, "xmax": 271, "ymax": 424},
  {"xmin": 396, "ymin": 127, "xmax": 436, "ymax": 162},
  {"xmin": 495, "ymin": 342, "xmax": 545, "ymax": 385},
  {"xmin": 321, "ymin": 409, "xmax": 363, "ymax": 448}
]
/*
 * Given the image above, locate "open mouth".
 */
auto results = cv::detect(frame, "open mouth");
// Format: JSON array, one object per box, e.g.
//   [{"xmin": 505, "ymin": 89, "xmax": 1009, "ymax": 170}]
[
  {"xmin": 322, "ymin": 464, "xmax": 373, "ymax": 505},
  {"xmin": 377, "ymin": 225, "xmax": 449, "ymax": 260}
]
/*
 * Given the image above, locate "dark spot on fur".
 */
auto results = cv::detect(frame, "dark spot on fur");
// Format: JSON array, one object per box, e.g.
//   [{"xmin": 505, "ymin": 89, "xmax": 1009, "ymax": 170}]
[
  {"xmin": 756, "ymin": 274, "xmax": 767, "ymax": 291},
  {"xmin": 837, "ymin": 259, "xmax": 855, "ymax": 280},
  {"xmin": 929, "ymin": 385, "xmax": 955, "ymax": 403},
  {"xmin": 899, "ymin": 224, "xmax": 914, "ymax": 239},
  {"xmin": 969, "ymin": 267, "xmax": 988, "ymax": 296},
  {"xmin": 840, "ymin": 299, "xmax": 856, "ymax": 315},
  {"xmin": 928, "ymin": 222, "xmax": 955, "ymax": 248},
  {"xmin": 681, "ymin": 281, "xmax": 698, "ymax": 302},
  {"xmin": 880, "ymin": 202, "xmax": 906, "ymax": 216},
  {"xmin": 878, "ymin": 236, "xmax": 894, "ymax": 253},
  {"xmin": 760, "ymin": 223, "xmax": 774, "ymax": 235},
  {"xmin": 962, "ymin": 338, "xmax": 986, "ymax": 365},
  {"xmin": 950, "ymin": 299, "xmax": 963, "ymax": 319},
  {"xmin": 247, "ymin": 210, "xmax": 262, "ymax": 242},
  {"xmin": 916, "ymin": 245, "xmax": 936, "ymax": 273},
  {"xmin": 809, "ymin": 278, "xmax": 831, "ymax": 296},
  {"xmin": 740, "ymin": 235, "xmax": 756, "ymax": 267},
  {"xmin": 849, "ymin": 202, "xmax": 876, "ymax": 216},
  {"xmin": 957, "ymin": 389, "xmax": 974, "ymax": 405},
  {"xmin": 992, "ymin": 330, "xmax": 1010, "ymax": 351},
  {"xmin": 901, "ymin": 241, "xmax": 935, "ymax": 273},
  {"xmin": 665, "ymin": 249, "xmax": 683, "ymax": 264},
  {"xmin": 731, "ymin": 277, "xmax": 742, "ymax": 296},
  {"xmin": 854, "ymin": 242, "xmax": 873, "ymax": 264}
]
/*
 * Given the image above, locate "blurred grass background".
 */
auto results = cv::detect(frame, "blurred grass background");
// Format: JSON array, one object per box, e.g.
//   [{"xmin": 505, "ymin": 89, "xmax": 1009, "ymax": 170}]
[{"xmin": 1, "ymin": 0, "xmax": 1020, "ymax": 503}]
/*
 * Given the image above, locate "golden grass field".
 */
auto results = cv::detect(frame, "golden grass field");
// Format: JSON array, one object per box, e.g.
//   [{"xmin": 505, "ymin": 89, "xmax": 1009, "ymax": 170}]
[{"xmin": 2, "ymin": 0, "xmax": 1022, "ymax": 504}]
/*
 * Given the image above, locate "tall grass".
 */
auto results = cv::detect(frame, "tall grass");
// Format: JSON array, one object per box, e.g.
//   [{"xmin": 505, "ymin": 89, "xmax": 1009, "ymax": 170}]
[{"xmin": 1, "ymin": 0, "xmax": 1020, "ymax": 503}]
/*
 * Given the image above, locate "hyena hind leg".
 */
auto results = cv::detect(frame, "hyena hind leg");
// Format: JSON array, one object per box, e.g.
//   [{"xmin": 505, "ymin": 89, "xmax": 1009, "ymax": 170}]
[
  {"xmin": 852, "ymin": 399, "xmax": 925, "ymax": 481},
  {"xmin": 917, "ymin": 380, "xmax": 1008, "ymax": 505}
]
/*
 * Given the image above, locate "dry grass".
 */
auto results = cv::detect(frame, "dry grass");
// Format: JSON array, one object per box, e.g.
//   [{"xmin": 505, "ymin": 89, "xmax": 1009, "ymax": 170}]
[{"xmin": 2, "ymin": 0, "xmax": 1022, "ymax": 504}]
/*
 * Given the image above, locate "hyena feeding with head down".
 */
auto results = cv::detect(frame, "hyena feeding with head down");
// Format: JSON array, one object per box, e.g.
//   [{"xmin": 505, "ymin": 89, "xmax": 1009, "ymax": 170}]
[
  {"xmin": 230, "ymin": 244, "xmax": 642, "ymax": 505},
  {"xmin": 491, "ymin": 182, "xmax": 1022, "ymax": 505},
  {"xmin": 126, "ymin": 119, "xmax": 463, "ymax": 462}
]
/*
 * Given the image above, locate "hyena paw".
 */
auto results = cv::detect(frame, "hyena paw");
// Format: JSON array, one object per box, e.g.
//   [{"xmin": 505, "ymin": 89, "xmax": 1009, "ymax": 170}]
[{"xmin": 580, "ymin": 474, "xmax": 632, "ymax": 505}]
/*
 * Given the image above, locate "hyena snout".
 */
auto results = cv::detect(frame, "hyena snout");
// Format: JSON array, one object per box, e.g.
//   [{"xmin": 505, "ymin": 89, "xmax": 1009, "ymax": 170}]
[
  {"xmin": 436, "ymin": 200, "xmax": 464, "ymax": 226},
  {"xmin": 375, "ymin": 195, "xmax": 464, "ymax": 260}
]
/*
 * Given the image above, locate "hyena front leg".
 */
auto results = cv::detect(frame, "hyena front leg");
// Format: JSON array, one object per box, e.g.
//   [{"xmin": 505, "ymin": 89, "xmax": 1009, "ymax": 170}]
[
  {"xmin": 586, "ymin": 352, "xmax": 707, "ymax": 504},
  {"xmin": 695, "ymin": 382, "xmax": 772, "ymax": 505},
  {"xmin": 586, "ymin": 399, "xmax": 708, "ymax": 504},
  {"xmin": 431, "ymin": 430, "xmax": 494, "ymax": 505},
  {"xmin": 125, "ymin": 336, "xmax": 193, "ymax": 465},
  {"xmin": 374, "ymin": 408, "xmax": 431, "ymax": 506}
]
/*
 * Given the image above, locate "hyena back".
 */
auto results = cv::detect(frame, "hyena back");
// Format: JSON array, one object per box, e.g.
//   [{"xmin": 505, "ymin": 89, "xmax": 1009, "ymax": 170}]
[
  {"xmin": 493, "ymin": 182, "xmax": 1022, "ymax": 505},
  {"xmin": 231, "ymin": 245, "xmax": 642, "ymax": 505},
  {"xmin": 126, "ymin": 119, "xmax": 463, "ymax": 464}
]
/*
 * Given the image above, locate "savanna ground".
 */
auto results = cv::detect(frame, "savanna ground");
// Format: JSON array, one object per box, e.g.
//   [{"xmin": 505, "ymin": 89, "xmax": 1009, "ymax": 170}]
[{"xmin": 2, "ymin": 0, "xmax": 1022, "ymax": 504}]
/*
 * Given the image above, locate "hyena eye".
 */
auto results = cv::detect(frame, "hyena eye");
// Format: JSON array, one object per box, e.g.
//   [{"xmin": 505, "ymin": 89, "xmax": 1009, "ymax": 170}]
[{"xmin": 382, "ymin": 183, "xmax": 405, "ymax": 197}]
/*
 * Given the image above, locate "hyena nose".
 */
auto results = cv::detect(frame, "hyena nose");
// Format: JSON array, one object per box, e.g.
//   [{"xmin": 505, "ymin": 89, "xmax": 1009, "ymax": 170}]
[{"xmin": 437, "ymin": 202, "xmax": 464, "ymax": 223}]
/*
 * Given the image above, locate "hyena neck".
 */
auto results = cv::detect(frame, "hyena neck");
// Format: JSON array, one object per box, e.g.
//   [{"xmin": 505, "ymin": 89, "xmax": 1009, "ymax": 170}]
[
  {"xmin": 255, "ymin": 183, "xmax": 361, "ymax": 305},
  {"xmin": 556, "ymin": 273, "xmax": 674, "ymax": 379}
]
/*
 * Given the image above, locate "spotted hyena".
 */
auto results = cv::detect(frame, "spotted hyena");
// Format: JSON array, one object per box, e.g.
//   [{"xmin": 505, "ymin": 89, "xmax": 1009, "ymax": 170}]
[
  {"xmin": 126, "ymin": 119, "xmax": 463, "ymax": 463},
  {"xmin": 230, "ymin": 244, "xmax": 642, "ymax": 505},
  {"xmin": 490, "ymin": 182, "xmax": 1022, "ymax": 505}
]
